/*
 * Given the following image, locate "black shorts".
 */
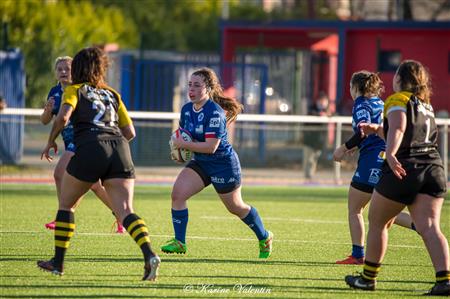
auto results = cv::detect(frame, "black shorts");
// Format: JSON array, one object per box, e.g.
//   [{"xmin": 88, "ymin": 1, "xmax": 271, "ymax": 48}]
[
  {"xmin": 375, "ymin": 162, "xmax": 447, "ymax": 205},
  {"xmin": 67, "ymin": 138, "xmax": 135, "ymax": 183}
]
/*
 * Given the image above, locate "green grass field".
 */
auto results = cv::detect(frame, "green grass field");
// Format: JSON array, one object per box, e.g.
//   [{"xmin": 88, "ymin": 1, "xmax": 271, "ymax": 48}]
[{"xmin": 1, "ymin": 184, "xmax": 449, "ymax": 298}]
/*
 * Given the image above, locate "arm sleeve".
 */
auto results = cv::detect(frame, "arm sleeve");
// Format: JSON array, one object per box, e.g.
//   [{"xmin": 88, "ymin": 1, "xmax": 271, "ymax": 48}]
[
  {"xmin": 117, "ymin": 98, "xmax": 132, "ymax": 128},
  {"xmin": 62, "ymin": 85, "xmax": 78, "ymax": 108},
  {"xmin": 179, "ymin": 106, "xmax": 185, "ymax": 128},
  {"xmin": 384, "ymin": 92, "xmax": 410, "ymax": 116},
  {"xmin": 205, "ymin": 109, "xmax": 225, "ymax": 139},
  {"xmin": 353, "ymin": 103, "xmax": 372, "ymax": 128},
  {"xmin": 344, "ymin": 131, "xmax": 365, "ymax": 149}
]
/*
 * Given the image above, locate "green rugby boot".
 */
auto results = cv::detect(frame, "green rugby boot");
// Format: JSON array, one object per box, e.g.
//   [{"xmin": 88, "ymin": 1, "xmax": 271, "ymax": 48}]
[
  {"xmin": 259, "ymin": 231, "xmax": 273, "ymax": 259},
  {"xmin": 161, "ymin": 238, "xmax": 187, "ymax": 254}
]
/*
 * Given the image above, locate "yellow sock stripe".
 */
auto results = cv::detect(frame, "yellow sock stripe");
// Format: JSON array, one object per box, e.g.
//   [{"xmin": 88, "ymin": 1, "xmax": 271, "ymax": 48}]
[
  {"xmin": 126, "ymin": 219, "xmax": 146, "ymax": 233},
  {"xmin": 136, "ymin": 236, "xmax": 151, "ymax": 247},
  {"xmin": 361, "ymin": 273, "xmax": 375, "ymax": 281},
  {"xmin": 55, "ymin": 240, "xmax": 70, "ymax": 248},
  {"xmin": 55, "ymin": 221, "xmax": 75, "ymax": 229},
  {"xmin": 436, "ymin": 275, "xmax": 450, "ymax": 282},
  {"xmin": 55, "ymin": 230, "xmax": 74, "ymax": 237},
  {"xmin": 364, "ymin": 264, "xmax": 381, "ymax": 273},
  {"xmin": 131, "ymin": 226, "xmax": 149, "ymax": 240}
]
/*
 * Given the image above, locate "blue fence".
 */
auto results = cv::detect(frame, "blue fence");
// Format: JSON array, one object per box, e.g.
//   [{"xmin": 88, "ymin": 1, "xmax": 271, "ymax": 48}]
[{"xmin": 0, "ymin": 49, "xmax": 25, "ymax": 165}]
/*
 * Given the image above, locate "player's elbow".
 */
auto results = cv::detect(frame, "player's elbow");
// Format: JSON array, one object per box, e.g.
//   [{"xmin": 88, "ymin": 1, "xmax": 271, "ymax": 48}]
[
  {"xmin": 55, "ymin": 114, "xmax": 68, "ymax": 127},
  {"xmin": 121, "ymin": 125, "xmax": 136, "ymax": 141}
]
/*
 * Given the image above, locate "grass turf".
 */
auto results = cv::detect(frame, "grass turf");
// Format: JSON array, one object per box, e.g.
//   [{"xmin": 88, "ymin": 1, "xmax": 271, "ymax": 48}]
[{"xmin": 1, "ymin": 184, "xmax": 449, "ymax": 298}]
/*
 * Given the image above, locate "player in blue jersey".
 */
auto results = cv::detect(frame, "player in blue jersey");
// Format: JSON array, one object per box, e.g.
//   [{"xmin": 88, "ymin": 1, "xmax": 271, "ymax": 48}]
[
  {"xmin": 161, "ymin": 67, "xmax": 273, "ymax": 258},
  {"xmin": 345, "ymin": 61, "xmax": 449, "ymax": 296},
  {"xmin": 40, "ymin": 56, "xmax": 124, "ymax": 233},
  {"xmin": 333, "ymin": 71, "xmax": 414, "ymax": 265}
]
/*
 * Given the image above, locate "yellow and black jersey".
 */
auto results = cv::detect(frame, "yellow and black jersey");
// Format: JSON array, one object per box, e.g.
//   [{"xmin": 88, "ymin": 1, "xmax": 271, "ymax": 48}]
[
  {"xmin": 383, "ymin": 91, "xmax": 441, "ymax": 164},
  {"xmin": 63, "ymin": 83, "xmax": 132, "ymax": 145}
]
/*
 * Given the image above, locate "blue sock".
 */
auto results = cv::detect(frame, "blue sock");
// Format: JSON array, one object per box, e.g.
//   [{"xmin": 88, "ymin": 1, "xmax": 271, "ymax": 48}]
[
  {"xmin": 172, "ymin": 208, "xmax": 188, "ymax": 244},
  {"xmin": 241, "ymin": 206, "xmax": 268, "ymax": 241},
  {"xmin": 352, "ymin": 244, "xmax": 364, "ymax": 258}
]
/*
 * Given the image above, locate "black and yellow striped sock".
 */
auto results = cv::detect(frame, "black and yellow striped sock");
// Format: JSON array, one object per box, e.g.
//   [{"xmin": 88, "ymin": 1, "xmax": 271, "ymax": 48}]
[
  {"xmin": 436, "ymin": 270, "xmax": 450, "ymax": 283},
  {"xmin": 54, "ymin": 210, "xmax": 75, "ymax": 269},
  {"xmin": 361, "ymin": 260, "xmax": 381, "ymax": 281},
  {"xmin": 123, "ymin": 213, "xmax": 154, "ymax": 261}
]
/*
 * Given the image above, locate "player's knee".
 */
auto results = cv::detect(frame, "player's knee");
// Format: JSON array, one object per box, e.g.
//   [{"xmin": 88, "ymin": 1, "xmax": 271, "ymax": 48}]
[
  {"xmin": 225, "ymin": 204, "xmax": 247, "ymax": 217},
  {"xmin": 171, "ymin": 190, "xmax": 187, "ymax": 203},
  {"xmin": 53, "ymin": 169, "xmax": 63, "ymax": 185},
  {"xmin": 348, "ymin": 206, "xmax": 364, "ymax": 216},
  {"xmin": 416, "ymin": 224, "xmax": 440, "ymax": 239}
]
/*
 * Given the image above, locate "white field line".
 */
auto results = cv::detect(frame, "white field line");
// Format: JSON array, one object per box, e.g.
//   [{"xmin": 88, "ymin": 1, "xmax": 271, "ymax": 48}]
[
  {"xmin": 0, "ymin": 231, "xmax": 422, "ymax": 249},
  {"xmin": 201, "ymin": 216, "xmax": 346, "ymax": 224}
]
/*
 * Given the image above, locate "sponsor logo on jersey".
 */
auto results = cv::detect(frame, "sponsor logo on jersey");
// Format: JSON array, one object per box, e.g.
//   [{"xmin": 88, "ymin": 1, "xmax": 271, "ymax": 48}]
[
  {"xmin": 377, "ymin": 151, "xmax": 386, "ymax": 162},
  {"xmin": 417, "ymin": 102, "xmax": 435, "ymax": 117},
  {"xmin": 356, "ymin": 110, "xmax": 369, "ymax": 120},
  {"xmin": 211, "ymin": 176, "xmax": 225, "ymax": 184},
  {"xmin": 198, "ymin": 113, "xmax": 204, "ymax": 122},
  {"xmin": 355, "ymin": 172, "xmax": 360, "ymax": 178},
  {"xmin": 184, "ymin": 111, "xmax": 190, "ymax": 118},
  {"xmin": 368, "ymin": 168, "xmax": 382, "ymax": 184},
  {"xmin": 195, "ymin": 125, "xmax": 203, "ymax": 134},
  {"xmin": 213, "ymin": 110, "xmax": 220, "ymax": 115},
  {"xmin": 209, "ymin": 117, "xmax": 220, "ymax": 128}
]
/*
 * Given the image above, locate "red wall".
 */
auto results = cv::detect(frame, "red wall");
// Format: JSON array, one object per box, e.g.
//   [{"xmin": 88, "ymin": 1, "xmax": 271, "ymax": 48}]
[{"xmin": 344, "ymin": 29, "xmax": 450, "ymax": 114}]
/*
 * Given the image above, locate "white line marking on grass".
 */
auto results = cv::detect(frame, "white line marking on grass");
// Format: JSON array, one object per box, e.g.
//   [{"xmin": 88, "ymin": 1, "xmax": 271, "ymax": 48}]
[
  {"xmin": 0, "ymin": 231, "xmax": 423, "ymax": 249},
  {"xmin": 201, "ymin": 216, "xmax": 346, "ymax": 224}
]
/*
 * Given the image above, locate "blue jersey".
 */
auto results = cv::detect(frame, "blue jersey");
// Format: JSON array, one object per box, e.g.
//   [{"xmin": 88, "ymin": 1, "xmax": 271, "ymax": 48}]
[
  {"xmin": 47, "ymin": 83, "xmax": 75, "ymax": 151},
  {"xmin": 352, "ymin": 96, "xmax": 385, "ymax": 154},
  {"xmin": 351, "ymin": 96, "xmax": 386, "ymax": 189},
  {"xmin": 179, "ymin": 99, "xmax": 234, "ymax": 162},
  {"xmin": 179, "ymin": 99, "xmax": 241, "ymax": 193}
]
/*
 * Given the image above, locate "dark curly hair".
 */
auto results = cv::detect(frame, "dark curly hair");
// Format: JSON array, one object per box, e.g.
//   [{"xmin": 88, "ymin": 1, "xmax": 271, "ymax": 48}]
[{"xmin": 71, "ymin": 47, "xmax": 109, "ymax": 88}]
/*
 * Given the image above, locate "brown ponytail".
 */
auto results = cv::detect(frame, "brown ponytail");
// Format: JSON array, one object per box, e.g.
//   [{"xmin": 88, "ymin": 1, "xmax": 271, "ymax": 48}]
[
  {"xmin": 396, "ymin": 60, "xmax": 432, "ymax": 103},
  {"xmin": 192, "ymin": 68, "xmax": 243, "ymax": 124}
]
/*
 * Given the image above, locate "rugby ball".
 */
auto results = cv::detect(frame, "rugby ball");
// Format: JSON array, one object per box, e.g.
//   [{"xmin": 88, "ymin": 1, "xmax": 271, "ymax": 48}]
[{"xmin": 169, "ymin": 128, "xmax": 193, "ymax": 163}]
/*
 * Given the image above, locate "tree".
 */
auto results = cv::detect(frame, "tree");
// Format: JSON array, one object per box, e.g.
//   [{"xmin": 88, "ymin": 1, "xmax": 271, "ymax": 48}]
[{"xmin": 0, "ymin": 0, "xmax": 137, "ymax": 107}]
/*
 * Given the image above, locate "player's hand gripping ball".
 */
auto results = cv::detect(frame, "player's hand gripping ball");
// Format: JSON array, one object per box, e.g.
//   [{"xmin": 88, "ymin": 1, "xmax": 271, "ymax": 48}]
[{"xmin": 169, "ymin": 128, "xmax": 193, "ymax": 163}]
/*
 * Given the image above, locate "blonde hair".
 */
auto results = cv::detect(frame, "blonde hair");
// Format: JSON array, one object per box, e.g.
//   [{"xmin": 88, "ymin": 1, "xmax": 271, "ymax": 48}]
[
  {"xmin": 350, "ymin": 70, "xmax": 384, "ymax": 98},
  {"xmin": 396, "ymin": 60, "xmax": 432, "ymax": 103},
  {"xmin": 192, "ymin": 67, "xmax": 243, "ymax": 124},
  {"xmin": 54, "ymin": 56, "xmax": 72, "ymax": 69}
]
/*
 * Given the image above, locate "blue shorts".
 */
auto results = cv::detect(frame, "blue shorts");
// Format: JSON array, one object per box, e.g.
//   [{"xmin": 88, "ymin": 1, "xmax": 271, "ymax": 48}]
[
  {"xmin": 351, "ymin": 149, "xmax": 385, "ymax": 193},
  {"xmin": 187, "ymin": 152, "xmax": 241, "ymax": 194},
  {"xmin": 64, "ymin": 140, "xmax": 76, "ymax": 153}
]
